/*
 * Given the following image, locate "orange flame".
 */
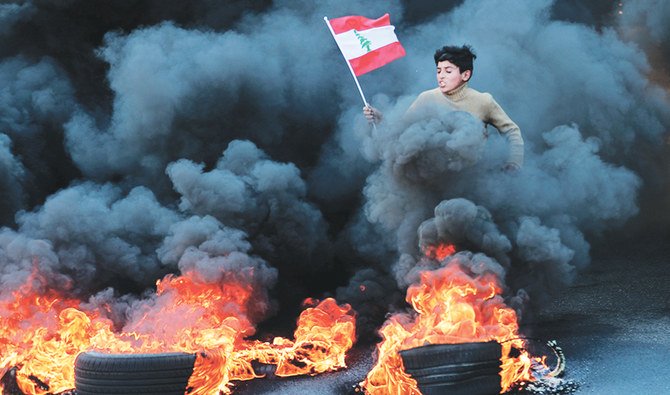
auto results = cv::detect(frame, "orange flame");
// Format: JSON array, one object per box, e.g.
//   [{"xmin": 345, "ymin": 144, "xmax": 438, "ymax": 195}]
[
  {"xmin": 232, "ymin": 298, "xmax": 356, "ymax": 380},
  {"xmin": 0, "ymin": 267, "xmax": 356, "ymax": 394},
  {"xmin": 363, "ymin": 247, "xmax": 539, "ymax": 394},
  {"xmin": 421, "ymin": 243, "xmax": 456, "ymax": 261}
]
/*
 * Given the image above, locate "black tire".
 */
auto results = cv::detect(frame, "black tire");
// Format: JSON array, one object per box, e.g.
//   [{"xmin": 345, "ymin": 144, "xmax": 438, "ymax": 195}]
[
  {"xmin": 404, "ymin": 364, "xmax": 501, "ymax": 382},
  {"xmin": 74, "ymin": 367, "xmax": 195, "ymax": 381},
  {"xmin": 403, "ymin": 360, "xmax": 501, "ymax": 376},
  {"xmin": 75, "ymin": 381, "xmax": 192, "ymax": 394},
  {"xmin": 76, "ymin": 374, "xmax": 193, "ymax": 387},
  {"xmin": 75, "ymin": 352, "xmax": 196, "ymax": 395},
  {"xmin": 399, "ymin": 341, "xmax": 501, "ymax": 369},
  {"xmin": 417, "ymin": 374, "xmax": 502, "ymax": 395},
  {"xmin": 400, "ymin": 342, "xmax": 502, "ymax": 395}
]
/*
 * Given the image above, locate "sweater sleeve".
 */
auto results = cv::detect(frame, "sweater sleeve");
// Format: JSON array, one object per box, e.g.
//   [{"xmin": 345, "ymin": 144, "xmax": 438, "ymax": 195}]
[{"xmin": 484, "ymin": 93, "xmax": 524, "ymax": 167}]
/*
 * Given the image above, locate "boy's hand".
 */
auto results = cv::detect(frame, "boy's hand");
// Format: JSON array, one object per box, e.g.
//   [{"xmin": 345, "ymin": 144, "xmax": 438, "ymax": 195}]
[
  {"xmin": 502, "ymin": 162, "xmax": 521, "ymax": 173},
  {"xmin": 363, "ymin": 105, "xmax": 382, "ymax": 124}
]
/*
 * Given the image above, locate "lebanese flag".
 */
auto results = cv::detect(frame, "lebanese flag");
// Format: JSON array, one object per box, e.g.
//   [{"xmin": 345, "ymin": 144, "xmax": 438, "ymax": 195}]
[{"xmin": 328, "ymin": 14, "xmax": 405, "ymax": 76}]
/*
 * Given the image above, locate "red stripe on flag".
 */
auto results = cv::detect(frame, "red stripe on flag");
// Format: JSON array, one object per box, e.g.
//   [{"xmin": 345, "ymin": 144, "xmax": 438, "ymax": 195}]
[
  {"xmin": 330, "ymin": 14, "xmax": 390, "ymax": 35},
  {"xmin": 349, "ymin": 41, "xmax": 406, "ymax": 76}
]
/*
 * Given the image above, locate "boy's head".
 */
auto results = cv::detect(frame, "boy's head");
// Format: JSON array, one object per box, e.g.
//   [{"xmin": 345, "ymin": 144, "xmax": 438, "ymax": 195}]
[
  {"xmin": 434, "ymin": 45, "xmax": 476, "ymax": 93},
  {"xmin": 433, "ymin": 45, "xmax": 477, "ymax": 76}
]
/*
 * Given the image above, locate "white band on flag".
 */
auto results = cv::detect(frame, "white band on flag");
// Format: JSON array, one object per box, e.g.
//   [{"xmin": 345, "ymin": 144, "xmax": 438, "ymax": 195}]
[{"xmin": 333, "ymin": 25, "xmax": 399, "ymax": 60}]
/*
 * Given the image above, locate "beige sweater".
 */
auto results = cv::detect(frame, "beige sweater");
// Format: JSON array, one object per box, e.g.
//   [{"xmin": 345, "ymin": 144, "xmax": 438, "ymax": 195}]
[{"xmin": 404, "ymin": 83, "xmax": 524, "ymax": 167}]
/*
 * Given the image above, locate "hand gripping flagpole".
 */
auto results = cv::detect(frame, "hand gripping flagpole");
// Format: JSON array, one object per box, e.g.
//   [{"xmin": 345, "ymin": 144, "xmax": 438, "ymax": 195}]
[{"xmin": 323, "ymin": 16, "xmax": 378, "ymax": 129}]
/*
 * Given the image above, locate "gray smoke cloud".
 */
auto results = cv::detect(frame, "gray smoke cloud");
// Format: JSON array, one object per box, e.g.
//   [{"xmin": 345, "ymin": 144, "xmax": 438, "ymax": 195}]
[
  {"xmin": 12, "ymin": 183, "xmax": 180, "ymax": 293},
  {"xmin": 0, "ymin": 134, "xmax": 26, "ymax": 223},
  {"xmin": 0, "ymin": 2, "xmax": 34, "ymax": 37},
  {"xmin": 0, "ymin": 0, "xmax": 667, "ymax": 341},
  {"xmin": 167, "ymin": 139, "xmax": 331, "ymax": 277},
  {"xmin": 339, "ymin": 0, "xmax": 664, "ymax": 308},
  {"xmin": 155, "ymin": 214, "xmax": 278, "ymax": 324},
  {"xmin": 62, "ymin": 0, "xmax": 404, "ymax": 189},
  {"xmin": 418, "ymin": 199, "xmax": 512, "ymax": 266},
  {"xmin": 334, "ymin": 268, "xmax": 402, "ymax": 341},
  {"xmin": 0, "ymin": 57, "xmax": 78, "ymax": 220},
  {"xmin": 0, "ymin": 228, "xmax": 62, "ymax": 296},
  {"xmin": 619, "ymin": 0, "xmax": 670, "ymax": 57},
  {"xmin": 0, "ymin": 58, "xmax": 74, "ymax": 134},
  {"xmin": 79, "ymin": 214, "xmax": 279, "ymax": 332}
]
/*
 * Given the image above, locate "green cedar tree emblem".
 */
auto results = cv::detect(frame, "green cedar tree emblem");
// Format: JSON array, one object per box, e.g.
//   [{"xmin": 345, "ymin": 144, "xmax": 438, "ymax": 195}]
[{"xmin": 353, "ymin": 30, "xmax": 372, "ymax": 52}]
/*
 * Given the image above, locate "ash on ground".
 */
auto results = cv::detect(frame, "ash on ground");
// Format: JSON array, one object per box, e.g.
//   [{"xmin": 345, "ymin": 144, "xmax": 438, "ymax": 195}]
[{"xmin": 507, "ymin": 377, "xmax": 580, "ymax": 395}]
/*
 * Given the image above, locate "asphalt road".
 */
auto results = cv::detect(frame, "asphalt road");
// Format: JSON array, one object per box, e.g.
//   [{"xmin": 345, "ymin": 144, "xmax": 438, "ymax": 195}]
[
  {"xmin": 528, "ymin": 231, "xmax": 670, "ymax": 394},
  {"xmin": 234, "ymin": 230, "xmax": 670, "ymax": 395}
]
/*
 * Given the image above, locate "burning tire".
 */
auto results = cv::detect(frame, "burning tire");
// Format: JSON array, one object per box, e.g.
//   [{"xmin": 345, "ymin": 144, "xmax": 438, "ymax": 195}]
[
  {"xmin": 74, "ymin": 351, "xmax": 196, "ymax": 395},
  {"xmin": 399, "ymin": 341, "xmax": 502, "ymax": 395}
]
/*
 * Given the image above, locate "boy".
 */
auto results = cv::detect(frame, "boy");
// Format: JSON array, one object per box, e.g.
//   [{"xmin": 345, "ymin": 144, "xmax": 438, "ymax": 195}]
[{"xmin": 364, "ymin": 45, "xmax": 524, "ymax": 170}]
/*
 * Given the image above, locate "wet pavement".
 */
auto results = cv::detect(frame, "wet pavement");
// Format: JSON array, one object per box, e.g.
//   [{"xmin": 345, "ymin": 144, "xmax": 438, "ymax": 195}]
[
  {"xmin": 528, "ymin": 232, "xmax": 670, "ymax": 394},
  {"xmin": 235, "ymin": 231, "xmax": 670, "ymax": 394}
]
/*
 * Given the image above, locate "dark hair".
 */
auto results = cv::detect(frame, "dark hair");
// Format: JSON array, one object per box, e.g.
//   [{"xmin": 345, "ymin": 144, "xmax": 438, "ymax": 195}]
[{"xmin": 433, "ymin": 45, "xmax": 477, "ymax": 75}]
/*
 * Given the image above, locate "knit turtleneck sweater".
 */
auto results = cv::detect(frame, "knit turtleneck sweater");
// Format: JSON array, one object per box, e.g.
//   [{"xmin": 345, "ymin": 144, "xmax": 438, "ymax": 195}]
[{"xmin": 404, "ymin": 83, "xmax": 524, "ymax": 167}]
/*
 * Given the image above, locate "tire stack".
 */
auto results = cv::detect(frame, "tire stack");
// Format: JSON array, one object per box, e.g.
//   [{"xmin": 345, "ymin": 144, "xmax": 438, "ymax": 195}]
[
  {"xmin": 399, "ymin": 341, "xmax": 502, "ymax": 395},
  {"xmin": 74, "ymin": 352, "xmax": 196, "ymax": 395}
]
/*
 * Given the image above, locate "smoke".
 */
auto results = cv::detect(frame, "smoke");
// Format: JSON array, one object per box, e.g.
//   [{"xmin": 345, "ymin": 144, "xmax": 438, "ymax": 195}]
[
  {"xmin": 0, "ymin": 134, "xmax": 26, "ymax": 223},
  {"xmin": 619, "ymin": 0, "xmax": 670, "ymax": 57},
  {"xmin": 0, "ymin": 228, "xmax": 61, "ymax": 295},
  {"xmin": 62, "ymin": 0, "xmax": 403, "ymax": 188},
  {"xmin": 418, "ymin": 199, "xmax": 512, "ymax": 269},
  {"xmin": 0, "ymin": 0, "xmax": 667, "ymax": 340},
  {"xmin": 166, "ymin": 139, "xmax": 331, "ymax": 278},
  {"xmin": 0, "ymin": 3, "xmax": 34, "ymax": 37},
  {"xmin": 335, "ymin": 268, "xmax": 402, "ymax": 341},
  {"xmin": 550, "ymin": 0, "xmax": 616, "ymax": 28},
  {"xmin": 348, "ymin": 0, "xmax": 663, "ymax": 308},
  {"xmin": 11, "ymin": 183, "xmax": 180, "ymax": 294},
  {"xmin": 78, "ymin": 214, "xmax": 279, "ymax": 333},
  {"xmin": 0, "ymin": 57, "xmax": 79, "ymax": 218}
]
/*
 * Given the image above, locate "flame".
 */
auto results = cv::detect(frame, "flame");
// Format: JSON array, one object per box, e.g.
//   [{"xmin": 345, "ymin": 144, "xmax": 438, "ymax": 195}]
[
  {"xmin": 0, "ymin": 266, "xmax": 356, "ymax": 394},
  {"xmin": 421, "ymin": 243, "xmax": 456, "ymax": 261},
  {"xmin": 363, "ymin": 245, "xmax": 541, "ymax": 394},
  {"xmin": 232, "ymin": 298, "xmax": 356, "ymax": 379}
]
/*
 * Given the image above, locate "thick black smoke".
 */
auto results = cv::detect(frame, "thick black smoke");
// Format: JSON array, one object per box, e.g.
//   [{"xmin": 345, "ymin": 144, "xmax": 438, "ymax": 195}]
[
  {"xmin": 342, "ymin": 0, "xmax": 665, "ymax": 310},
  {"xmin": 0, "ymin": 3, "xmax": 34, "ymax": 37},
  {"xmin": 0, "ymin": 0, "xmax": 668, "ymax": 340},
  {"xmin": 166, "ymin": 139, "xmax": 332, "ymax": 297},
  {"xmin": 0, "ymin": 57, "xmax": 78, "ymax": 221},
  {"xmin": 0, "ymin": 134, "xmax": 26, "ymax": 221}
]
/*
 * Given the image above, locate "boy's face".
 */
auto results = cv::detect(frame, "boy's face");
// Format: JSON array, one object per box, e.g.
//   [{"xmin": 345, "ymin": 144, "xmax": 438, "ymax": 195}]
[{"xmin": 436, "ymin": 60, "xmax": 471, "ymax": 93}]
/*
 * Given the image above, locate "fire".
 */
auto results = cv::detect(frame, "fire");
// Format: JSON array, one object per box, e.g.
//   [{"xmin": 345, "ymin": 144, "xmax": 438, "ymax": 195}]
[
  {"xmin": 363, "ymin": 245, "xmax": 541, "ymax": 394},
  {"xmin": 421, "ymin": 243, "xmax": 456, "ymax": 261},
  {"xmin": 0, "ymin": 267, "xmax": 356, "ymax": 394},
  {"xmin": 231, "ymin": 298, "xmax": 356, "ymax": 379}
]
